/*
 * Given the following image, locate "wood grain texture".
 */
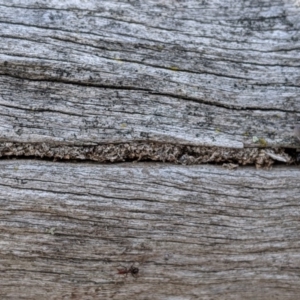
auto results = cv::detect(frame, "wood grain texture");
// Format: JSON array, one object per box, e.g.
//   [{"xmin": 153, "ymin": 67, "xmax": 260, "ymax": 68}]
[
  {"xmin": 0, "ymin": 0, "xmax": 300, "ymax": 150},
  {"xmin": 1, "ymin": 1, "xmax": 300, "ymax": 299},
  {"xmin": 0, "ymin": 160, "xmax": 300, "ymax": 299}
]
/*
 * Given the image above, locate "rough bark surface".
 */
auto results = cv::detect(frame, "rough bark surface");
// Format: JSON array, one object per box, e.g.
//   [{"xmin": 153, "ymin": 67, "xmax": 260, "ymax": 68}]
[{"xmin": 1, "ymin": 0, "xmax": 300, "ymax": 299}]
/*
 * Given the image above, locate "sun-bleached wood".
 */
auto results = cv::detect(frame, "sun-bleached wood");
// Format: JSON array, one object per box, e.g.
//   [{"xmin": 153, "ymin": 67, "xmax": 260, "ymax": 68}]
[
  {"xmin": 0, "ymin": 0, "xmax": 300, "ymax": 149},
  {"xmin": 0, "ymin": 160, "xmax": 300, "ymax": 300}
]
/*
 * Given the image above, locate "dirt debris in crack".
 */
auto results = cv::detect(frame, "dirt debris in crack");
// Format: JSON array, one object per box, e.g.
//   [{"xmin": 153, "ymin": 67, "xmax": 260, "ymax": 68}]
[{"xmin": 0, "ymin": 142, "xmax": 296, "ymax": 169}]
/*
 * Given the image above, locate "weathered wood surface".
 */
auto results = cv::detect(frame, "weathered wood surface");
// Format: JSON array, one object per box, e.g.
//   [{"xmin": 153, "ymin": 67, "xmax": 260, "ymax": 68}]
[
  {"xmin": 1, "ymin": 0, "xmax": 300, "ymax": 299},
  {"xmin": 1, "ymin": 160, "xmax": 300, "ymax": 300},
  {"xmin": 0, "ymin": 0, "xmax": 300, "ymax": 151}
]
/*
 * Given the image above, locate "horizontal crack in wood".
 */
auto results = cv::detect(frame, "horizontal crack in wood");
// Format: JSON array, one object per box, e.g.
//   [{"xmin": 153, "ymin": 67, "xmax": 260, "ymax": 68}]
[{"xmin": 0, "ymin": 142, "xmax": 295, "ymax": 169}]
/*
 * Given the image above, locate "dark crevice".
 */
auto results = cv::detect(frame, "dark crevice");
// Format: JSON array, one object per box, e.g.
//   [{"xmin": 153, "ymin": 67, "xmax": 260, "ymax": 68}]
[
  {"xmin": 1, "ymin": 73, "xmax": 298, "ymax": 113},
  {"xmin": 0, "ymin": 72, "xmax": 152, "ymax": 92},
  {"xmin": 3, "ymin": 53, "xmax": 300, "ymax": 88}
]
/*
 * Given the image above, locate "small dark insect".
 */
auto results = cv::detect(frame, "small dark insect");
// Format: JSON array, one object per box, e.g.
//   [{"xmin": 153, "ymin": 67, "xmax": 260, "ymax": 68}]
[{"xmin": 117, "ymin": 265, "xmax": 139, "ymax": 278}]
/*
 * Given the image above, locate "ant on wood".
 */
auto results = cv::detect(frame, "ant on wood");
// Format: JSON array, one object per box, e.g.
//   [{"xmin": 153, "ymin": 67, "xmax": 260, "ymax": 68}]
[{"xmin": 117, "ymin": 265, "xmax": 139, "ymax": 278}]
